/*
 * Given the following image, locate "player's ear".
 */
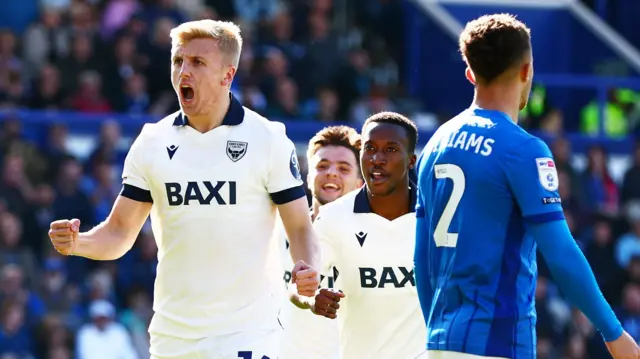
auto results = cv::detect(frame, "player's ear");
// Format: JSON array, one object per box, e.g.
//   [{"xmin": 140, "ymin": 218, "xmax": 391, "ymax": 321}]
[
  {"xmin": 465, "ymin": 67, "xmax": 476, "ymax": 86},
  {"xmin": 519, "ymin": 62, "xmax": 532, "ymax": 84},
  {"xmin": 221, "ymin": 66, "xmax": 236, "ymax": 87},
  {"xmin": 356, "ymin": 177, "xmax": 364, "ymax": 188},
  {"xmin": 407, "ymin": 154, "xmax": 417, "ymax": 171}
]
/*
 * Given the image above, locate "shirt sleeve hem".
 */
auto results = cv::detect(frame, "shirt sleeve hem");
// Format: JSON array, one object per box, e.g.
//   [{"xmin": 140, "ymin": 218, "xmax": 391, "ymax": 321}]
[
  {"xmin": 120, "ymin": 184, "xmax": 153, "ymax": 203},
  {"xmin": 270, "ymin": 185, "xmax": 306, "ymax": 205}
]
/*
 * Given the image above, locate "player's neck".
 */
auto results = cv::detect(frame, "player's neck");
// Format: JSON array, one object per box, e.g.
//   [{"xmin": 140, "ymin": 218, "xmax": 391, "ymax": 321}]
[
  {"xmin": 472, "ymin": 86, "xmax": 520, "ymax": 123},
  {"xmin": 187, "ymin": 93, "xmax": 231, "ymax": 133},
  {"xmin": 367, "ymin": 179, "xmax": 411, "ymax": 221}
]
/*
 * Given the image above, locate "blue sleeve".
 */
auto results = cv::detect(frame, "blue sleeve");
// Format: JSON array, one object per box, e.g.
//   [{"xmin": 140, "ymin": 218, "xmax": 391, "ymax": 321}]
[
  {"xmin": 505, "ymin": 138, "xmax": 564, "ymax": 223},
  {"xmin": 530, "ymin": 220, "xmax": 623, "ymax": 342},
  {"xmin": 414, "ymin": 163, "xmax": 434, "ymax": 322}
]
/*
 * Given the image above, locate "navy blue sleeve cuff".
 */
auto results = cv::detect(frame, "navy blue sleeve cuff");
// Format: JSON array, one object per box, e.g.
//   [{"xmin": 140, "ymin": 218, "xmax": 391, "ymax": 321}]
[
  {"xmin": 523, "ymin": 211, "xmax": 564, "ymax": 224},
  {"xmin": 120, "ymin": 184, "xmax": 153, "ymax": 203},
  {"xmin": 270, "ymin": 185, "xmax": 306, "ymax": 205}
]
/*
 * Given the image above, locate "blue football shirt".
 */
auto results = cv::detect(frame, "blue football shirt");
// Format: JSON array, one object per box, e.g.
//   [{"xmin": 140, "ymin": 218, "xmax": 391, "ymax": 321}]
[{"xmin": 414, "ymin": 107, "xmax": 565, "ymax": 359}]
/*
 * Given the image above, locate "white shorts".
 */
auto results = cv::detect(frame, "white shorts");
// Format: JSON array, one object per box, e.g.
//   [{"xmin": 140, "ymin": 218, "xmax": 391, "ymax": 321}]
[
  {"xmin": 415, "ymin": 350, "xmax": 508, "ymax": 359},
  {"xmin": 150, "ymin": 330, "xmax": 280, "ymax": 359}
]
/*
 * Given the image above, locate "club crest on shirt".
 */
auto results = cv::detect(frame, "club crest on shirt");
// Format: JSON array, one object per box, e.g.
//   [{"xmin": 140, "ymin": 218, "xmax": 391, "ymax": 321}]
[
  {"xmin": 290, "ymin": 149, "xmax": 301, "ymax": 180},
  {"xmin": 535, "ymin": 157, "xmax": 559, "ymax": 191},
  {"xmin": 226, "ymin": 141, "xmax": 248, "ymax": 162}
]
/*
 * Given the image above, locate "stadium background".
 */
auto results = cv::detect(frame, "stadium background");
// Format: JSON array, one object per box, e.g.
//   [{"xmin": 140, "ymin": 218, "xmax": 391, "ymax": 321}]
[{"xmin": 0, "ymin": 0, "xmax": 639, "ymax": 358}]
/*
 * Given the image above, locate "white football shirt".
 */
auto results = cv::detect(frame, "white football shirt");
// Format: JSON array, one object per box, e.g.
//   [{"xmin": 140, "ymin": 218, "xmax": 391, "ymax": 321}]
[
  {"xmin": 120, "ymin": 94, "xmax": 305, "ymax": 339},
  {"xmin": 314, "ymin": 186, "xmax": 426, "ymax": 359},
  {"xmin": 276, "ymin": 213, "xmax": 341, "ymax": 359}
]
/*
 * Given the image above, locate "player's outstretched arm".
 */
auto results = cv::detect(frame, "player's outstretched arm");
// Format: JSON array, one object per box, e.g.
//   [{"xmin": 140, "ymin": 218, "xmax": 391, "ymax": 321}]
[
  {"xmin": 532, "ymin": 221, "xmax": 627, "ymax": 342},
  {"xmin": 505, "ymin": 137, "xmax": 637, "ymax": 356},
  {"xmin": 49, "ymin": 195, "xmax": 151, "ymax": 260}
]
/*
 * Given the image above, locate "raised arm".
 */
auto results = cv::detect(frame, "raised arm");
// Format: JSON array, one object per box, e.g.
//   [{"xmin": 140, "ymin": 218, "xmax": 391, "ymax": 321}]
[
  {"xmin": 74, "ymin": 195, "xmax": 151, "ymax": 260},
  {"xmin": 49, "ymin": 125, "xmax": 153, "ymax": 260}
]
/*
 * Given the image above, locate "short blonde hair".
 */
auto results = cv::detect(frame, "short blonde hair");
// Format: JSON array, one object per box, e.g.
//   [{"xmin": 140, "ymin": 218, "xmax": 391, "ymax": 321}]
[{"xmin": 169, "ymin": 19, "xmax": 243, "ymax": 68}]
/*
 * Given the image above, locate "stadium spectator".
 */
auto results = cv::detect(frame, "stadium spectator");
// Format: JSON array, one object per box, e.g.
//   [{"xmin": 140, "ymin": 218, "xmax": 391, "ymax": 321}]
[
  {"xmin": 75, "ymin": 299, "xmax": 137, "ymax": 359},
  {"xmin": 580, "ymin": 145, "xmax": 620, "ymax": 216}
]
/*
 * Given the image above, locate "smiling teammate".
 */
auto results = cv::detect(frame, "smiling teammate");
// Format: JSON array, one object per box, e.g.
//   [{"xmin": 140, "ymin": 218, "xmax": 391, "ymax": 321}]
[
  {"xmin": 301, "ymin": 112, "xmax": 426, "ymax": 359},
  {"xmin": 48, "ymin": 20, "xmax": 320, "ymax": 359},
  {"xmin": 278, "ymin": 125, "xmax": 363, "ymax": 359}
]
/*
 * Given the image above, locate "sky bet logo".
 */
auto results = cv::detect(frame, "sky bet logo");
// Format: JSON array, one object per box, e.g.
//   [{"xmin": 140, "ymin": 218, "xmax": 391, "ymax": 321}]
[{"xmin": 165, "ymin": 181, "xmax": 237, "ymax": 206}]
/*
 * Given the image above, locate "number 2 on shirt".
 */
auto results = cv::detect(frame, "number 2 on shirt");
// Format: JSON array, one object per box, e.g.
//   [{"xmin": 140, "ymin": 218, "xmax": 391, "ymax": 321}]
[{"xmin": 433, "ymin": 164, "xmax": 465, "ymax": 248}]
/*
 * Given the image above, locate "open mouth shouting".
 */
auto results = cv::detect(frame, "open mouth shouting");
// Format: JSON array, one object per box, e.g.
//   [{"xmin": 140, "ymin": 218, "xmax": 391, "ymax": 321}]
[{"xmin": 179, "ymin": 84, "xmax": 195, "ymax": 105}]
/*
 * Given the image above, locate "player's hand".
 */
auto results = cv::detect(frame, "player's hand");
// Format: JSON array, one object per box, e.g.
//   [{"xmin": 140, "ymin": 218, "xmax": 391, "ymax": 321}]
[
  {"xmin": 291, "ymin": 260, "xmax": 319, "ymax": 297},
  {"xmin": 606, "ymin": 330, "xmax": 640, "ymax": 359},
  {"xmin": 48, "ymin": 219, "xmax": 80, "ymax": 256},
  {"xmin": 311, "ymin": 288, "xmax": 345, "ymax": 319}
]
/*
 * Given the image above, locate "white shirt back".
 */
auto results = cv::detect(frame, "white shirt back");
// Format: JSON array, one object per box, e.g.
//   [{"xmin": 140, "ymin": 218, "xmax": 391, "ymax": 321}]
[
  {"xmin": 314, "ymin": 187, "xmax": 426, "ymax": 359},
  {"xmin": 276, "ymin": 213, "xmax": 341, "ymax": 359},
  {"xmin": 121, "ymin": 96, "xmax": 304, "ymax": 338}
]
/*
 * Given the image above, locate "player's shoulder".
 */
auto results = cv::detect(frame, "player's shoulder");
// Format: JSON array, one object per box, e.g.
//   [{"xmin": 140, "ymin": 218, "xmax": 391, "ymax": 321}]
[
  {"xmin": 133, "ymin": 110, "xmax": 181, "ymax": 143},
  {"xmin": 240, "ymin": 107, "xmax": 289, "ymax": 141},
  {"xmin": 461, "ymin": 108, "xmax": 549, "ymax": 154},
  {"xmin": 316, "ymin": 188, "xmax": 361, "ymax": 222}
]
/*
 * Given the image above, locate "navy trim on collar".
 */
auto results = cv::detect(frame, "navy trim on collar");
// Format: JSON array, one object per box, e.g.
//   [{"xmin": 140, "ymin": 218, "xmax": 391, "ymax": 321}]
[
  {"xmin": 353, "ymin": 182, "xmax": 417, "ymax": 214},
  {"xmin": 173, "ymin": 93, "xmax": 245, "ymax": 127}
]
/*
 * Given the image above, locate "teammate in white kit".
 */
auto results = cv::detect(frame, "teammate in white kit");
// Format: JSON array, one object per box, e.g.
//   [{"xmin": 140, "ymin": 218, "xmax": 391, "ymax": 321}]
[
  {"xmin": 303, "ymin": 112, "xmax": 427, "ymax": 359},
  {"xmin": 278, "ymin": 126, "xmax": 363, "ymax": 359},
  {"xmin": 47, "ymin": 20, "xmax": 320, "ymax": 359}
]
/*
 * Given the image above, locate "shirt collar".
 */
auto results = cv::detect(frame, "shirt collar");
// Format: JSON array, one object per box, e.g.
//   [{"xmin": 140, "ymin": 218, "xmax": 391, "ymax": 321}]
[
  {"xmin": 173, "ymin": 93, "xmax": 245, "ymax": 127},
  {"xmin": 353, "ymin": 182, "xmax": 417, "ymax": 214}
]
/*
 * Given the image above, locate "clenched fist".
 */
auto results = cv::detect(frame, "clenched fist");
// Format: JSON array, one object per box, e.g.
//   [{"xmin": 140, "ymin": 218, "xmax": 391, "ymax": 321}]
[
  {"xmin": 291, "ymin": 260, "xmax": 319, "ymax": 297},
  {"xmin": 312, "ymin": 288, "xmax": 345, "ymax": 319},
  {"xmin": 48, "ymin": 219, "xmax": 80, "ymax": 256}
]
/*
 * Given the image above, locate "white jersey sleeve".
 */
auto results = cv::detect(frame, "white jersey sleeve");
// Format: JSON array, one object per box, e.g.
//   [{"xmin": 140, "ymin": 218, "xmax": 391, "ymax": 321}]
[
  {"xmin": 121, "ymin": 125, "xmax": 153, "ymax": 202},
  {"xmin": 266, "ymin": 124, "xmax": 305, "ymax": 204}
]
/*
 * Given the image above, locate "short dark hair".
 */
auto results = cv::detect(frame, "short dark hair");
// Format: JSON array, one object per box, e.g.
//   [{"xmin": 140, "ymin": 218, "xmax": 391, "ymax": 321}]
[
  {"xmin": 459, "ymin": 13, "xmax": 531, "ymax": 84},
  {"xmin": 307, "ymin": 125, "xmax": 361, "ymax": 164},
  {"xmin": 362, "ymin": 112, "xmax": 418, "ymax": 153}
]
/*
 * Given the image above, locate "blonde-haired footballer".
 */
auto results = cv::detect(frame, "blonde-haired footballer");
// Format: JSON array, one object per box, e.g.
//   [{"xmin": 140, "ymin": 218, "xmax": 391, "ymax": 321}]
[
  {"xmin": 48, "ymin": 20, "xmax": 320, "ymax": 359},
  {"xmin": 278, "ymin": 125, "xmax": 363, "ymax": 359}
]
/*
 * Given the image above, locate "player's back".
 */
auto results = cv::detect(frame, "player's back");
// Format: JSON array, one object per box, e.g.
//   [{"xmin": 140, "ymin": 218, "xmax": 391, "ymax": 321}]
[{"xmin": 415, "ymin": 107, "xmax": 550, "ymax": 359}]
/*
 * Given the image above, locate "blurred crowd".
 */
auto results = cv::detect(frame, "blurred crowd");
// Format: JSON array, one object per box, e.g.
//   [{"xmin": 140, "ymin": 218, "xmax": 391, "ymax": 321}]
[
  {"xmin": 536, "ymin": 141, "xmax": 640, "ymax": 359},
  {"xmin": 0, "ymin": 1, "xmax": 639, "ymax": 359},
  {"xmin": 3, "ymin": 117, "xmax": 640, "ymax": 359},
  {"xmin": 0, "ymin": 0, "xmax": 411, "ymax": 125}
]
